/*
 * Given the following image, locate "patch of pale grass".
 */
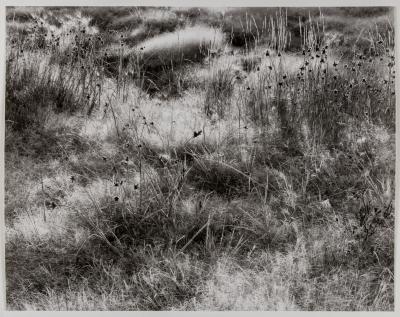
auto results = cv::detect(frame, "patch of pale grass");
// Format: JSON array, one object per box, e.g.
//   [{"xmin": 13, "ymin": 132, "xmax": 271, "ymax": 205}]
[
  {"xmin": 182, "ymin": 251, "xmax": 306, "ymax": 310},
  {"xmin": 139, "ymin": 25, "xmax": 225, "ymax": 53},
  {"xmin": 15, "ymin": 279, "xmax": 140, "ymax": 310},
  {"xmin": 7, "ymin": 206, "xmax": 80, "ymax": 244}
]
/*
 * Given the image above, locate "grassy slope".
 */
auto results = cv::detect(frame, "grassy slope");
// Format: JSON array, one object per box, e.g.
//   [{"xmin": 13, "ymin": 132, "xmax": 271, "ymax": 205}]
[{"xmin": 5, "ymin": 7, "xmax": 395, "ymax": 310}]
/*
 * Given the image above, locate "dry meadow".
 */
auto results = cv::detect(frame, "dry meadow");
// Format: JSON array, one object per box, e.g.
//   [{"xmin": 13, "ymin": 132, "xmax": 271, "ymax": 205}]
[{"xmin": 4, "ymin": 6, "xmax": 395, "ymax": 310}]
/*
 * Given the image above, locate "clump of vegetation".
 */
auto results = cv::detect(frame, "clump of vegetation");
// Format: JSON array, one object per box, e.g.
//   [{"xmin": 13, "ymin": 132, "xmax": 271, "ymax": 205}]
[{"xmin": 204, "ymin": 66, "xmax": 235, "ymax": 117}]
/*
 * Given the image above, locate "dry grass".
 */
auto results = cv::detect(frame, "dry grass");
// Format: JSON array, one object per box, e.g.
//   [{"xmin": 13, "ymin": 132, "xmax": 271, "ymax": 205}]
[{"xmin": 5, "ymin": 6, "xmax": 395, "ymax": 311}]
